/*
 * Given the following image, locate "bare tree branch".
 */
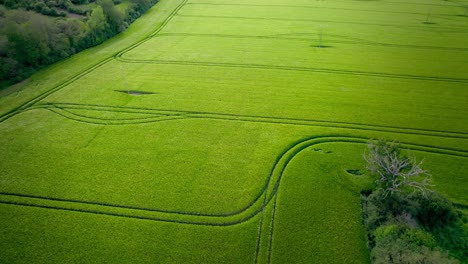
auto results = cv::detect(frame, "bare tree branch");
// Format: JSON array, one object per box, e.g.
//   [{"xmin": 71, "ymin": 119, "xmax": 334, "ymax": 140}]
[{"xmin": 364, "ymin": 139, "xmax": 433, "ymax": 196}]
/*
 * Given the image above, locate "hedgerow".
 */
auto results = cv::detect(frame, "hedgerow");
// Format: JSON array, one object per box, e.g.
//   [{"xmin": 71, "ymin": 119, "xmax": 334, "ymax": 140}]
[
  {"xmin": 362, "ymin": 140, "xmax": 467, "ymax": 263},
  {"xmin": 0, "ymin": 0, "xmax": 158, "ymax": 87}
]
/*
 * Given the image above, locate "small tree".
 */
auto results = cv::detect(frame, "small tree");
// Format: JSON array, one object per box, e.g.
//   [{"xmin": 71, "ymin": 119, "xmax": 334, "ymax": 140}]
[{"xmin": 364, "ymin": 140, "xmax": 433, "ymax": 196}]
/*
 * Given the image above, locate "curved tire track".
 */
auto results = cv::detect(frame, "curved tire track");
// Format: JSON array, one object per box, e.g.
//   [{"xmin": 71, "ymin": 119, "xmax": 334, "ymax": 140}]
[
  {"xmin": 259, "ymin": 137, "xmax": 468, "ymax": 263},
  {"xmin": 2, "ymin": 136, "xmax": 467, "ymax": 227},
  {"xmin": 26, "ymin": 103, "xmax": 468, "ymax": 139}
]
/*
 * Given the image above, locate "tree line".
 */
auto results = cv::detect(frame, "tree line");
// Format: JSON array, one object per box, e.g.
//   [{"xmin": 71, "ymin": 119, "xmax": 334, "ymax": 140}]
[{"xmin": 0, "ymin": 0, "xmax": 158, "ymax": 88}]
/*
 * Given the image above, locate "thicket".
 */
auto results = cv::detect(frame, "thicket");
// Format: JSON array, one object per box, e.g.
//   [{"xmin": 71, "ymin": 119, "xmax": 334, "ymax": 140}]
[
  {"xmin": 0, "ymin": 0, "xmax": 158, "ymax": 87},
  {"xmin": 362, "ymin": 140, "xmax": 467, "ymax": 263}
]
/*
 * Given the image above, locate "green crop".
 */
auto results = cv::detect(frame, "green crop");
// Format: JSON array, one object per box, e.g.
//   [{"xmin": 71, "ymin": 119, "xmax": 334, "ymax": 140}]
[{"xmin": 1, "ymin": 0, "xmax": 467, "ymax": 262}]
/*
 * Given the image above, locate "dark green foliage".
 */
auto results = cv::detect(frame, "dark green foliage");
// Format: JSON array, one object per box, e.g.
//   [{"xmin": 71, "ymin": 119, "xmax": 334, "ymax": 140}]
[
  {"xmin": 55, "ymin": 18, "xmax": 86, "ymax": 48},
  {"xmin": 371, "ymin": 237, "xmax": 458, "ymax": 264},
  {"xmin": 409, "ymin": 191, "xmax": 457, "ymax": 229},
  {"xmin": 124, "ymin": 0, "xmax": 158, "ymax": 24},
  {"xmin": 0, "ymin": 5, "xmax": 6, "ymax": 16},
  {"xmin": 85, "ymin": 6, "xmax": 107, "ymax": 44},
  {"xmin": 0, "ymin": 57, "xmax": 21, "ymax": 82},
  {"xmin": 0, "ymin": 0, "xmax": 159, "ymax": 86},
  {"xmin": 362, "ymin": 189, "xmax": 418, "ymax": 235},
  {"xmin": 133, "ymin": 0, "xmax": 151, "ymax": 13},
  {"xmin": 402, "ymin": 228, "xmax": 437, "ymax": 249},
  {"xmin": 0, "ymin": 10, "xmax": 70, "ymax": 80},
  {"xmin": 362, "ymin": 189, "xmax": 466, "ymax": 263},
  {"xmin": 99, "ymin": 0, "xmax": 125, "ymax": 32},
  {"xmin": 410, "ymin": 193, "xmax": 467, "ymax": 261},
  {"xmin": 71, "ymin": 0, "xmax": 90, "ymax": 4},
  {"xmin": 431, "ymin": 224, "xmax": 468, "ymax": 261}
]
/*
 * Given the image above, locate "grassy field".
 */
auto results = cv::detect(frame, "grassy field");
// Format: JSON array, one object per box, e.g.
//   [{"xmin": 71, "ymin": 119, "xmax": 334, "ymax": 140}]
[{"xmin": 1, "ymin": 0, "xmax": 467, "ymax": 263}]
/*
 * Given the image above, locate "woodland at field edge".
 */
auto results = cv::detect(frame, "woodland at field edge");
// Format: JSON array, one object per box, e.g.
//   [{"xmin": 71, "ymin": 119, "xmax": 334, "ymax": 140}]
[{"xmin": 0, "ymin": 0, "xmax": 158, "ymax": 87}]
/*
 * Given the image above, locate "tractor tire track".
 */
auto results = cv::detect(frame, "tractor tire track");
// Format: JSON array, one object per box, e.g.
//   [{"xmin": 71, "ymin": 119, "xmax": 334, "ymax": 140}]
[
  {"xmin": 2, "ymin": 136, "xmax": 467, "ymax": 227},
  {"xmin": 24, "ymin": 102, "xmax": 468, "ymax": 139},
  {"xmin": 2, "ymin": 135, "xmax": 467, "ymax": 263},
  {"xmin": 0, "ymin": 58, "xmax": 112, "ymax": 123},
  {"xmin": 116, "ymin": 58, "xmax": 468, "ymax": 84},
  {"xmin": 260, "ymin": 136, "xmax": 468, "ymax": 263},
  {"xmin": 185, "ymin": 2, "xmax": 463, "ymax": 17},
  {"xmin": 0, "ymin": 0, "xmax": 188, "ymax": 124},
  {"xmin": 174, "ymin": 14, "xmax": 468, "ymax": 32},
  {"xmin": 154, "ymin": 33, "xmax": 468, "ymax": 51},
  {"xmin": 0, "ymin": 0, "xmax": 467, "ymax": 261}
]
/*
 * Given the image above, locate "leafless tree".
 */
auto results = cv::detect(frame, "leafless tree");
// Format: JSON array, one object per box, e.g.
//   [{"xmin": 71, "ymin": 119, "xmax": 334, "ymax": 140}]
[{"xmin": 363, "ymin": 140, "xmax": 433, "ymax": 196}]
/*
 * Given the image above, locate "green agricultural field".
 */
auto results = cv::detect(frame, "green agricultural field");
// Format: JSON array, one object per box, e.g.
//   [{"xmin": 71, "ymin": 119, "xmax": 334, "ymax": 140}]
[{"xmin": 1, "ymin": 0, "xmax": 467, "ymax": 263}]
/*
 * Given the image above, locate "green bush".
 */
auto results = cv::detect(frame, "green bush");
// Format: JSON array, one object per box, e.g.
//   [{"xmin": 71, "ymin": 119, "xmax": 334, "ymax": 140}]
[
  {"xmin": 362, "ymin": 188, "xmax": 467, "ymax": 263},
  {"xmin": 363, "ymin": 189, "xmax": 418, "ymax": 233},
  {"xmin": 374, "ymin": 224, "xmax": 405, "ymax": 243},
  {"xmin": 431, "ymin": 224, "xmax": 468, "ymax": 262},
  {"xmin": 374, "ymin": 224, "xmax": 436, "ymax": 250},
  {"xmin": 409, "ymin": 191, "xmax": 457, "ymax": 229},
  {"xmin": 401, "ymin": 228, "xmax": 437, "ymax": 249},
  {"xmin": 371, "ymin": 237, "xmax": 458, "ymax": 264}
]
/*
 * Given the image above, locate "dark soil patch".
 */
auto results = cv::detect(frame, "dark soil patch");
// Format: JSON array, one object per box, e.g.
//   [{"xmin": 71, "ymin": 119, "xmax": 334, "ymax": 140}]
[
  {"xmin": 312, "ymin": 45, "xmax": 333, "ymax": 48},
  {"xmin": 114, "ymin": 90, "xmax": 157, "ymax": 95},
  {"xmin": 346, "ymin": 169, "xmax": 364, "ymax": 176}
]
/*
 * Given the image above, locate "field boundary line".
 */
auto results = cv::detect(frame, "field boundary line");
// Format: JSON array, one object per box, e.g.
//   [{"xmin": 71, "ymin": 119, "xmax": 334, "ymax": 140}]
[
  {"xmin": 0, "ymin": 58, "xmax": 112, "ymax": 123},
  {"xmin": 116, "ymin": 58, "xmax": 468, "ymax": 83},
  {"xmin": 113, "ymin": 0, "xmax": 188, "ymax": 61}
]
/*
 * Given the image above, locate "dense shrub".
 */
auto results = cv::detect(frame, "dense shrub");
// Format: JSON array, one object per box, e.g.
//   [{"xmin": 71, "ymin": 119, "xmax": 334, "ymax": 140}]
[
  {"xmin": 362, "ymin": 189, "xmax": 465, "ymax": 263},
  {"xmin": 362, "ymin": 189, "xmax": 418, "ymax": 234},
  {"xmin": 409, "ymin": 191, "xmax": 457, "ymax": 229},
  {"xmin": 401, "ymin": 228, "xmax": 437, "ymax": 249},
  {"xmin": 371, "ymin": 237, "xmax": 458, "ymax": 264},
  {"xmin": 374, "ymin": 224, "xmax": 406, "ymax": 243},
  {"xmin": 431, "ymin": 220, "xmax": 468, "ymax": 261}
]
